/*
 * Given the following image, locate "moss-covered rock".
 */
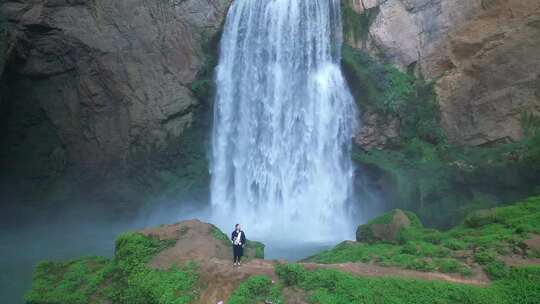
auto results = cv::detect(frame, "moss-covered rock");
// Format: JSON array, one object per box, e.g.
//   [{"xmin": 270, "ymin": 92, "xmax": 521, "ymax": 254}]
[
  {"xmin": 25, "ymin": 232, "xmax": 198, "ymax": 304},
  {"xmin": 465, "ymin": 209, "xmax": 498, "ymax": 228},
  {"xmin": 209, "ymin": 223, "xmax": 265, "ymax": 260},
  {"xmin": 356, "ymin": 209, "xmax": 422, "ymax": 243},
  {"xmin": 312, "ymin": 196, "xmax": 540, "ymax": 278},
  {"xmin": 25, "ymin": 220, "xmax": 266, "ymax": 304}
]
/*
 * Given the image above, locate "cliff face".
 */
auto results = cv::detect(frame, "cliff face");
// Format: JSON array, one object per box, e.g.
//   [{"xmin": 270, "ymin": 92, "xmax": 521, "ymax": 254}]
[
  {"xmin": 347, "ymin": 0, "xmax": 540, "ymax": 147},
  {"xmin": 0, "ymin": 0, "xmax": 230, "ymax": 197}
]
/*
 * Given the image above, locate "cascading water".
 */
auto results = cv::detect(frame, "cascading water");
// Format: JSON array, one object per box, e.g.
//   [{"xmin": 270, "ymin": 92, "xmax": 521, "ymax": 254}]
[{"xmin": 210, "ymin": 0, "xmax": 359, "ymax": 244}]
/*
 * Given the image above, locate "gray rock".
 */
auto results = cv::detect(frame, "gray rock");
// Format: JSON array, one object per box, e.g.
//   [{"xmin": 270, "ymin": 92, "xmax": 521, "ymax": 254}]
[{"xmin": 0, "ymin": 0, "xmax": 231, "ymax": 183}]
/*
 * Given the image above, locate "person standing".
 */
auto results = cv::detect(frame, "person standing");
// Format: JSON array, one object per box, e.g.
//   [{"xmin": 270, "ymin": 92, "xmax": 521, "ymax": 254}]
[{"xmin": 231, "ymin": 224, "xmax": 246, "ymax": 266}]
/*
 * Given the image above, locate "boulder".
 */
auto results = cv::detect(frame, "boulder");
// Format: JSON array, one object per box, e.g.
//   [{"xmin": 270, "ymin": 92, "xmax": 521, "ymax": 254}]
[
  {"xmin": 139, "ymin": 220, "xmax": 264, "ymax": 269},
  {"xmin": 464, "ymin": 209, "xmax": 498, "ymax": 228},
  {"xmin": 356, "ymin": 209, "xmax": 420, "ymax": 243}
]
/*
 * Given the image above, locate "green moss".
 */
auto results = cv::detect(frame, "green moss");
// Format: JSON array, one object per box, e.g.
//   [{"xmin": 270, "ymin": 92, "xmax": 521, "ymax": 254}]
[
  {"xmin": 277, "ymin": 263, "xmax": 540, "ymax": 304},
  {"xmin": 26, "ymin": 233, "xmax": 199, "ymax": 304},
  {"xmin": 521, "ymin": 112, "xmax": 540, "ymax": 138},
  {"xmin": 210, "ymin": 225, "xmax": 265, "ymax": 259},
  {"xmin": 25, "ymin": 257, "xmax": 114, "ymax": 304},
  {"xmin": 343, "ymin": 45, "xmax": 540, "ymax": 228},
  {"xmin": 276, "ymin": 264, "xmax": 506, "ymax": 304},
  {"xmin": 355, "ymin": 133, "xmax": 540, "ymax": 227},
  {"xmin": 308, "ymin": 197, "xmax": 540, "ymax": 277},
  {"xmin": 306, "ymin": 241, "xmax": 467, "ymax": 274},
  {"xmin": 341, "ymin": 0, "xmax": 380, "ymax": 43},
  {"xmin": 342, "ymin": 46, "xmax": 444, "ymax": 144},
  {"xmin": 228, "ymin": 275, "xmax": 284, "ymax": 304},
  {"xmin": 247, "ymin": 240, "xmax": 265, "ymax": 259},
  {"xmin": 210, "ymin": 225, "xmax": 231, "ymax": 243}
]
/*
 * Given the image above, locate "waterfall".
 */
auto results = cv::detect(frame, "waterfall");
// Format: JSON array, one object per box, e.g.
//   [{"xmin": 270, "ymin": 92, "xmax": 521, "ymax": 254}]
[{"xmin": 210, "ymin": 0, "xmax": 358, "ymax": 243}]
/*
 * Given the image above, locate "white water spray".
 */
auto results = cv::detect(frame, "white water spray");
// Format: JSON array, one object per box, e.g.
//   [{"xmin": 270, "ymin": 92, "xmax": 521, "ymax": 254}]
[{"xmin": 210, "ymin": 0, "xmax": 358, "ymax": 243}]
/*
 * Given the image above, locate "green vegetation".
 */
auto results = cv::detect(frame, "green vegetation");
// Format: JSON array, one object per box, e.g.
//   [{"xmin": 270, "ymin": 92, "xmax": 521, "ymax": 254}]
[
  {"xmin": 342, "ymin": 45, "xmax": 444, "ymax": 145},
  {"xmin": 211, "ymin": 225, "xmax": 266, "ymax": 259},
  {"xmin": 275, "ymin": 263, "xmax": 540, "ymax": 304},
  {"xmin": 26, "ymin": 198, "xmax": 540, "ymax": 303},
  {"xmin": 307, "ymin": 241, "xmax": 471, "ymax": 275},
  {"xmin": 142, "ymin": 29, "xmax": 222, "ymax": 204},
  {"xmin": 343, "ymin": 43, "xmax": 540, "ymax": 227},
  {"xmin": 25, "ymin": 256, "xmax": 114, "ymax": 304},
  {"xmin": 228, "ymin": 275, "xmax": 284, "ymax": 304},
  {"xmin": 341, "ymin": 0, "xmax": 379, "ymax": 43},
  {"xmin": 308, "ymin": 197, "xmax": 540, "ymax": 277},
  {"xmin": 25, "ymin": 233, "xmax": 199, "ymax": 304}
]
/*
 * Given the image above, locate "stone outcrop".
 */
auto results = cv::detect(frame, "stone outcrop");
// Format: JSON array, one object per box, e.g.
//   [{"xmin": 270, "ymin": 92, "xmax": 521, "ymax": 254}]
[
  {"xmin": 346, "ymin": 0, "xmax": 540, "ymax": 147},
  {"xmin": 356, "ymin": 209, "xmax": 418, "ymax": 243},
  {"xmin": 139, "ymin": 220, "xmax": 264, "ymax": 268},
  {"xmin": 355, "ymin": 109, "xmax": 400, "ymax": 149},
  {"xmin": 0, "ymin": 0, "xmax": 230, "ymax": 190}
]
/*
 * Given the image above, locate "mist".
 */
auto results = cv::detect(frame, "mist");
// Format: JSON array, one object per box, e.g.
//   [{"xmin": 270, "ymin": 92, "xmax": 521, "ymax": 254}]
[
  {"xmin": 0, "ymin": 170, "xmax": 384, "ymax": 304},
  {"xmin": 0, "ymin": 196, "xmax": 210, "ymax": 304}
]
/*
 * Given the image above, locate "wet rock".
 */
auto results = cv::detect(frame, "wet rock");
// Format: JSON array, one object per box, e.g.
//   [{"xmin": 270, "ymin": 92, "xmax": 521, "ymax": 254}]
[
  {"xmin": 139, "ymin": 220, "xmax": 264, "ymax": 269},
  {"xmin": 356, "ymin": 209, "xmax": 419, "ymax": 243}
]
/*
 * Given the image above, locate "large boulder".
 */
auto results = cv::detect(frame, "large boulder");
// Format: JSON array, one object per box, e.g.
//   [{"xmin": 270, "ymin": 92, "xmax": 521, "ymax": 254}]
[
  {"xmin": 25, "ymin": 220, "xmax": 267, "ymax": 304},
  {"xmin": 139, "ymin": 219, "xmax": 264, "ymax": 269},
  {"xmin": 356, "ymin": 209, "xmax": 421, "ymax": 243}
]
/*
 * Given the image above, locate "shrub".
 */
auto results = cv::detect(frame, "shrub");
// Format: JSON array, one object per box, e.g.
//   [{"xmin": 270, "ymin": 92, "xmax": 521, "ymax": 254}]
[
  {"xmin": 442, "ymin": 239, "xmax": 468, "ymax": 250},
  {"xmin": 228, "ymin": 275, "xmax": 283, "ymax": 304},
  {"xmin": 26, "ymin": 233, "xmax": 199, "ymax": 304},
  {"xmin": 485, "ymin": 260, "xmax": 510, "ymax": 280},
  {"xmin": 474, "ymin": 250, "xmax": 497, "ymax": 265},
  {"xmin": 275, "ymin": 263, "xmax": 307, "ymax": 287},
  {"xmin": 276, "ymin": 264, "xmax": 503, "ymax": 304}
]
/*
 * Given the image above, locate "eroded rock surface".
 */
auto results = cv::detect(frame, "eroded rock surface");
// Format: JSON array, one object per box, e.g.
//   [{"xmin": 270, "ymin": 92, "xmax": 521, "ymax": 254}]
[
  {"xmin": 139, "ymin": 219, "xmax": 263, "ymax": 268},
  {"xmin": 346, "ymin": 0, "xmax": 540, "ymax": 146},
  {"xmin": 356, "ymin": 209, "xmax": 416, "ymax": 243},
  {"xmin": 0, "ymin": 0, "xmax": 230, "ymax": 189}
]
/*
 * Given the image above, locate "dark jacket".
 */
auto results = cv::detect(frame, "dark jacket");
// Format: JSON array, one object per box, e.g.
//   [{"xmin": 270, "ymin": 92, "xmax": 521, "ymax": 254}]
[{"xmin": 231, "ymin": 230, "xmax": 246, "ymax": 246}]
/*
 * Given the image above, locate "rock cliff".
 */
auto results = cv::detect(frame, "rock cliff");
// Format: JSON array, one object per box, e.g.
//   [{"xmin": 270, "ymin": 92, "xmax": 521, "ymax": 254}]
[
  {"xmin": 346, "ymin": 0, "xmax": 540, "ymax": 147},
  {"xmin": 0, "ymin": 0, "xmax": 231, "ymax": 200}
]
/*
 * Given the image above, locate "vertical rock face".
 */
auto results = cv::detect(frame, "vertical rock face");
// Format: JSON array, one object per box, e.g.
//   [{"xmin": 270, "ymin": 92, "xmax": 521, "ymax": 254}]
[
  {"xmin": 0, "ymin": 0, "xmax": 231, "ymax": 187},
  {"xmin": 346, "ymin": 0, "xmax": 540, "ymax": 146}
]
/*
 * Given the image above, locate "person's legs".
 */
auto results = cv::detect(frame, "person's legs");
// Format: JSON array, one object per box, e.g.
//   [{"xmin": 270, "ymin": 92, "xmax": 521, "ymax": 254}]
[{"xmin": 233, "ymin": 245, "xmax": 240, "ymax": 265}]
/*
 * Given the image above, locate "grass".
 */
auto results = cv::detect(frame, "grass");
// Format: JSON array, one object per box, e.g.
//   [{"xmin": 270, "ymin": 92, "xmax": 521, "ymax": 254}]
[
  {"xmin": 342, "ymin": 41, "xmax": 540, "ymax": 228},
  {"xmin": 308, "ymin": 196, "xmax": 540, "ymax": 277},
  {"xmin": 25, "ymin": 233, "xmax": 199, "ymax": 304},
  {"xmin": 275, "ymin": 263, "xmax": 540, "ymax": 304},
  {"xmin": 25, "ymin": 256, "xmax": 114, "ymax": 304},
  {"xmin": 307, "ymin": 241, "xmax": 471, "ymax": 275},
  {"xmin": 228, "ymin": 275, "xmax": 284, "ymax": 304},
  {"xmin": 355, "ymin": 132, "xmax": 540, "ymax": 228}
]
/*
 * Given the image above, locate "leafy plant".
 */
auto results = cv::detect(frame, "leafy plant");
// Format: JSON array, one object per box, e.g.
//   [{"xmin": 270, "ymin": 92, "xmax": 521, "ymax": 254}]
[{"xmin": 228, "ymin": 275, "xmax": 284, "ymax": 304}]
